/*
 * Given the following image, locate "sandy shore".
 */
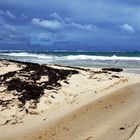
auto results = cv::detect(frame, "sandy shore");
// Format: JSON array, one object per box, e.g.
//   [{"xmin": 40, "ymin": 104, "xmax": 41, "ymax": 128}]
[{"xmin": 0, "ymin": 60, "xmax": 140, "ymax": 140}]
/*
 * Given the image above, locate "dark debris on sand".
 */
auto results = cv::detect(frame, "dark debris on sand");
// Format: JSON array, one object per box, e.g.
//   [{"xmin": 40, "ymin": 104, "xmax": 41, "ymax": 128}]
[
  {"xmin": 102, "ymin": 68, "xmax": 123, "ymax": 72},
  {"xmin": 0, "ymin": 60, "xmax": 79, "ymax": 106}
]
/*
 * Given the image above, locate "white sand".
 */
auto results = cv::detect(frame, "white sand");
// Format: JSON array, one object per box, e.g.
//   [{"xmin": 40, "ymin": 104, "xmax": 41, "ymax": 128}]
[{"xmin": 0, "ymin": 60, "xmax": 140, "ymax": 140}]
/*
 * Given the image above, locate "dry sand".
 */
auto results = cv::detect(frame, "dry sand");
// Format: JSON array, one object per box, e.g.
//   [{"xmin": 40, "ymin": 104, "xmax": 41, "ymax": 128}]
[
  {"xmin": 39, "ymin": 83, "xmax": 140, "ymax": 140},
  {"xmin": 0, "ymin": 60, "xmax": 140, "ymax": 140}
]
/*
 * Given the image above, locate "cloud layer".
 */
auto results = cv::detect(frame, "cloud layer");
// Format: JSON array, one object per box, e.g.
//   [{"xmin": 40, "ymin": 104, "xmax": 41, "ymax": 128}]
[
  {"xmin": 0, "ymin": 0, "xmax": 140, "ymax": 50},
  {"xmin": 31, "ymin": 13, "xmax": 97, "ymax": 33}
]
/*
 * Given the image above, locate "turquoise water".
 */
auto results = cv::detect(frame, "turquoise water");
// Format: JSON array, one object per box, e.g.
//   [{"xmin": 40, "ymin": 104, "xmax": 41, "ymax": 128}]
[{"xmin": 0, "ymin": 51, "xmax": 140, "ymax": 70}]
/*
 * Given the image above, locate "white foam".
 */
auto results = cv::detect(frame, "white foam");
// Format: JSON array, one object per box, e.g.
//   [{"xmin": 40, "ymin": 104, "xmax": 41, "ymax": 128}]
[
  {"xmin": 1, "ymin": 52, "xmax": 53, "ymax": 60},
  {"xmin": 1, "ymin": 53, "xmax": 140, "ymax": 61},
  {"xmin": 63, "ymin": 55, "xmax": 140, "ymax": 61}
]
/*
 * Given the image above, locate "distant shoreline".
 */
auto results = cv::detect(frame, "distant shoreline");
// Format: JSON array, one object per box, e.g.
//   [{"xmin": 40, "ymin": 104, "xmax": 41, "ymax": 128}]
[{"xmin": 0, "ymin": 51, "xmax": 140, "ymax": 69}]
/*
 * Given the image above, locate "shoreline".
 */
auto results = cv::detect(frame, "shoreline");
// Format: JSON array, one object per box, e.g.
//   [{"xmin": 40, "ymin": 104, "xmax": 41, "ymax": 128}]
[
  {"xmin": 1, "ymin": 58, "xmax": 140, "ymax": 75},
  {"xmin": 0, "ymin": 59, "xmax": 140, "ymax": 140}
]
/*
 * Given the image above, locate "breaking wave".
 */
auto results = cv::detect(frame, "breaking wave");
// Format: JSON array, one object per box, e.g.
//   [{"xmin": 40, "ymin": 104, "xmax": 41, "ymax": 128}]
[{"xmin": 1, "ymin": 52, "xmax": 140, "ymax": 61}]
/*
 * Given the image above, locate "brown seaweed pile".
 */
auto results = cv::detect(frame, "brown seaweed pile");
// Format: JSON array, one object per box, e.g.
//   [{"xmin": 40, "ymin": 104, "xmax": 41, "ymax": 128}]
[{"xmin": 0, "ymin": 60, "xmax": 79, "ymax": 106}]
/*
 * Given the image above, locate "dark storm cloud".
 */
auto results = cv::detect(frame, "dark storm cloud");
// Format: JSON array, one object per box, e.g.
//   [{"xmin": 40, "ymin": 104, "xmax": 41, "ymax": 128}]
[{"xmin": 0, "ymin": 0, "xmax": 140, "ymax": 50}]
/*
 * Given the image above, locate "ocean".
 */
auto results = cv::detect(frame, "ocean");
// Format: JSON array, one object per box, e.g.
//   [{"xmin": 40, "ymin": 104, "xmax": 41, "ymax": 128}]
[{"xmin": 0, "ymin": 51, "xmax": 140, "ymax": 73}]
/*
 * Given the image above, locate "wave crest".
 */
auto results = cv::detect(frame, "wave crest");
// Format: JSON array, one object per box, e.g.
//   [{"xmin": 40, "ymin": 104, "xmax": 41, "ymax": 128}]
[{"xmin": 1, "ymin": 52, "xmax": 140, "ymax": 61}]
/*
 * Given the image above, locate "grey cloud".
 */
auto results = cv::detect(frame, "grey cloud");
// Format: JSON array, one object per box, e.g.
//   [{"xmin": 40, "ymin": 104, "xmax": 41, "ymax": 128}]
[
  {"xmin": 31, "ymin": 13, "xmax": 97, "ymax": 32},
  {"xmin": 0, "ymin": 17, "xmax": 31, "ymax": 44},
  {"xmin": 69, "ymin": 22, "xmax": 97, "ymax": 32},
  {"xmin": 0, "ymin": 10, "xmax": 16, "ymax": 19},
  {"xmin": 120, "ymin": 24, "xmax": 135, "ymax": 33},
  {"xmin": 50, "ymin": 13, "xmax": 63, "ymax": 23},
  {"xmin": 0, "ymin": 0, "xmax": 140, "ymax": 50},
  {"xmin": 31, "ymin": 18, "xmax": 63, "ymax": 31}
]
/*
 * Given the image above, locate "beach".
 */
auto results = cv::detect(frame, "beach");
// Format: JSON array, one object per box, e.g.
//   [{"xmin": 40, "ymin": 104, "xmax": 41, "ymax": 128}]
[{"xmin": 0, "ymin": 59, "xmax": 140, "ymax": 140}]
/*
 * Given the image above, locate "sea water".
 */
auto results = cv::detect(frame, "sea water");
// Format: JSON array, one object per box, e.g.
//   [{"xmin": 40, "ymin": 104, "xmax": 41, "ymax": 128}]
[{"xmin": 0, "ymin": 50, "xmax": 140, "ymax": 73}]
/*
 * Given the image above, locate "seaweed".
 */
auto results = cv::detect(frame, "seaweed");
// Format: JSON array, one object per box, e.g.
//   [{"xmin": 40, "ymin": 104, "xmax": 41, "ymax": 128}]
[
  {"xmin": 0, "ymin": 60, "xmax": 79, "ymax": 106},
  {"xmin": 102, "ymin": 68, "xmax": 123, "ymax": 72}
]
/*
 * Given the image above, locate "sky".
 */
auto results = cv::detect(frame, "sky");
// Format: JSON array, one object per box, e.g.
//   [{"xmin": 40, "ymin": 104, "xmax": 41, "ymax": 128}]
[{"xmin": 0, "ymin": 0, "xmax": 140, "ymax": 51}]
